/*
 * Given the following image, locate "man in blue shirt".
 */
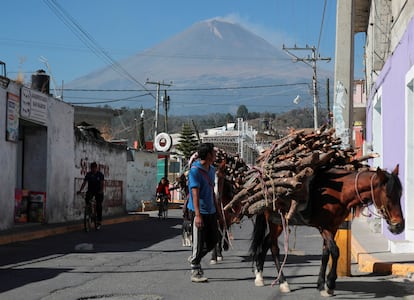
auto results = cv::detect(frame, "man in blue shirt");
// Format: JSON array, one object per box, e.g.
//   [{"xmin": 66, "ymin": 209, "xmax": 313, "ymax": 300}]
[{"xmin": 187, "ymin": 143, "xmax": 221, "ymax": 283}]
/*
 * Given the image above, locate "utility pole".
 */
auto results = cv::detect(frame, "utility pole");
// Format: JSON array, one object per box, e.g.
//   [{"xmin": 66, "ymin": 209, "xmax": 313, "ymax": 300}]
[
  {"xmin": 163, "ymin": 90, "xmax": 170, "ymax": 179},
  {"xmin": 282, "ymin": 45, "xmax": 331, "ymax": 129},
  {"xmin": 326, "ymin": 78, "xmax": 332, "ymax": 127},
  {"xmin": 163, "ymin": 90, "xmax": 170, "ymax": 132},
  {"xmin": 145, "ymin": 80, "xmax": 172, "ymax": 150}
]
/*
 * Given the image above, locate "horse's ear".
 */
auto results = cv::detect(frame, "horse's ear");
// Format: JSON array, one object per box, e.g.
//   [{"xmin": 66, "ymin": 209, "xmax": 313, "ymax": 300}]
[
  {"xmin": 376, "ymin": 167, "xmax": 387, "ymax": 182},
  {"xmin": 392, "ymin": 164, "xmax": 399, "ymax": 176}
]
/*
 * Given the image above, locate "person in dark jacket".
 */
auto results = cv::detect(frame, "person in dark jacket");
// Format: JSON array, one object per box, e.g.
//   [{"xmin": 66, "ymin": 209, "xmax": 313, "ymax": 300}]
[{"xmin": 78, "ymin": 162, "xmax": 105, "ymax": 229}]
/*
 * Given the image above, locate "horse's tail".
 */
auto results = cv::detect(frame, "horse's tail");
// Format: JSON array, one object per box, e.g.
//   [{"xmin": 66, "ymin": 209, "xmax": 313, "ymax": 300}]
[{"xmin": 249, "ymin": 213, "xmax": 267, "ymax": 263}]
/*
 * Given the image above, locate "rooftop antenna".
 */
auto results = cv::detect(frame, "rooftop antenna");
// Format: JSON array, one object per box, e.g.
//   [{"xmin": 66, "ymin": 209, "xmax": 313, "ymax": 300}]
[{"xmin": 39, "ymin": 56, "xmax": 61, "ymax": 99}]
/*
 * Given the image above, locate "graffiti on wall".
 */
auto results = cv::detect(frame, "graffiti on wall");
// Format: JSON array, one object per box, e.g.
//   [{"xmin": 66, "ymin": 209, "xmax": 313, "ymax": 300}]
[
  {"xmin": 79, "ymin": 158, "xmax": 110, "ymax": 177},
  {"xmin": 105, "ymin": 180, "xmax": 123, "ymax": 207},
  {"xmin": 74, "ymin": 178, "xmax": 122, "ymax": 208},
  {"xmin": 334, "ymin": 81, "xmax": 351, "ymax": 149}
]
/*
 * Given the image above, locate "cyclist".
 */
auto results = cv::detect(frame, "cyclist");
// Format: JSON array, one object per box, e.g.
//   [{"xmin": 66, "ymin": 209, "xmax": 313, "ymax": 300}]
[
  {"xmin": 77, "ymin": 162, "xmax": 105, "ymax": 229},
  {"xmin": 156, "ymin": 177, "xmax": 171, "ymax": 217}
]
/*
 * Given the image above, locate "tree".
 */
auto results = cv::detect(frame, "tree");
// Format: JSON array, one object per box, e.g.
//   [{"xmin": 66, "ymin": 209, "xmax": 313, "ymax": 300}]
[
  {"xmin": 175, "ymin": 123, "xmax": 199, "ymax": 162},
  {"xmin": 236, "ymin": 105, "xmax": 249, "ymax": 120},
  {"xmin": 225, "ymin": 113, "xmax": 234, "ymax": 123}
]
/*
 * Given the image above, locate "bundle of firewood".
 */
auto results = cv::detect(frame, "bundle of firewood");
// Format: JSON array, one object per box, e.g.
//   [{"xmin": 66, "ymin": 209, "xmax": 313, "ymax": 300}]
[
  {"xmin": 223, "ymin": 125, "xmax": 376, "ymax": 217},
  {"xmin": 214, "ymin": 148, "xmax": 250, "ymax": 197}
]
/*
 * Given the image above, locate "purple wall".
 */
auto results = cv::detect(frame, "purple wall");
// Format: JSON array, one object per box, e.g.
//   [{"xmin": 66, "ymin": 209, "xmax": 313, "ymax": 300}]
[{"xmin": 365, "ymin": 17, "xmax": 414, "ymax": 240}]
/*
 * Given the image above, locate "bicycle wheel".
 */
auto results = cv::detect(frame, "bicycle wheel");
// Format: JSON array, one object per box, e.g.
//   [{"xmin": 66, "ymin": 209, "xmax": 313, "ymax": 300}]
[
  {"xmin": 157, "ymin": 197, "xmax": 163, "ymax": 219},
  {"xmin": 91, "ymin": 201, "xmax": 98, "ymax": 230},
  {"xmin": 84, "ymin": 205, "xmax": 92, "ymax": 232},
  {"xmin": 163, "ymin": 198, "xmax": 168, "ymax": 219}
]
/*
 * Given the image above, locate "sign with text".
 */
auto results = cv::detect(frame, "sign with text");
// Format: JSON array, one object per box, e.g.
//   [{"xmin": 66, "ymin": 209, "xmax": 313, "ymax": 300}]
[
  {"xmin": 6, "ymin": 92, "xmax": 20, "ymax": 142},
  {"xmin": 21, "ymin": 87, "xmax": 48, "ymax": 125}
]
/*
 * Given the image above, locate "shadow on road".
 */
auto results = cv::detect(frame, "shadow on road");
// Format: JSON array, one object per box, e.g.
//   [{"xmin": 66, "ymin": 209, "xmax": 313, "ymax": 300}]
[
  {"xmin": 0, "ymin": 216, "xmax": 183, "ymax": 293},
  {"xmin": 0, "ymin": 268, "xmax": 72, "ymax": 293}
]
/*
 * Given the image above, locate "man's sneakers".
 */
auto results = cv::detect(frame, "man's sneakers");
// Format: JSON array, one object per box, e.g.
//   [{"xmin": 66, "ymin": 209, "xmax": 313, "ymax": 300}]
[
  {"xmin": 96, "ymin": 223, "xmax": 102, "ymax": 230},
  {"xmin": 191, "ymin": 269, "xmax": 208, "ymax": 283}
]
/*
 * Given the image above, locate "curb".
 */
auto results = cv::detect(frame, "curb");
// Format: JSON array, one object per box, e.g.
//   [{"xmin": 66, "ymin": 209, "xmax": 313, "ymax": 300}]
[
  {"xmin": 0, "ymin": 213, "xmax": 150, "ymax": 246},
  {"xmin": 351, "ymin": 235, "xmax": 414, "ymax": 276}
]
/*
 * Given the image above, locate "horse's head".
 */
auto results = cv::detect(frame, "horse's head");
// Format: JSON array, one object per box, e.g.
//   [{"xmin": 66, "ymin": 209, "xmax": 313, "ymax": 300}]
[{"xmin": 375, "ymin": 164, "xmax": 404, "ymax": 234}]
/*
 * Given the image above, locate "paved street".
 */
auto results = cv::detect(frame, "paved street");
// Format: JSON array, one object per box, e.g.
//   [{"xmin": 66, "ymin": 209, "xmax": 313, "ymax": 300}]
[{"xmin": 0, "ymin": 209, "xmax": 413, "ymax": 300}]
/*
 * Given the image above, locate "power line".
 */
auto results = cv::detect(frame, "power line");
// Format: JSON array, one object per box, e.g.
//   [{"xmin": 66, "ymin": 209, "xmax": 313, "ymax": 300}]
[
  {"xmin": 317, "ymin": 0, "xmax": 328, "ymax": 53},
  {"xmin": 43, "ymin": 0, "xmax": 154, "ymax": 99},
  {"xmin": 68, "ymin": 93, "xmax": 151, "ymax": 105},
  {"xmin": 63, "ymin": 82, "xmax": 309, "ymax": 92}
]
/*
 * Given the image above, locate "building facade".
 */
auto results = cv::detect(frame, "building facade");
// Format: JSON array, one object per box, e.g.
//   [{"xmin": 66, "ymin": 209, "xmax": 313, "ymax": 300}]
[
  {"xmin": 341, "ymin": 0, "xmax": 414, "ymax": 252},
  {"xmin": 0, "ymin": 76, "xmax": 157, "ymax": 231}
]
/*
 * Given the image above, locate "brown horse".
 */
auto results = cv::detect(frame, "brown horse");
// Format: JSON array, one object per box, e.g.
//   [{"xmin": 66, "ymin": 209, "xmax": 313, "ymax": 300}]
[
  {"xmin": 249, "ymin": 165, "xmax": 404, "ymax": 296},
  {"xmin": 210, "ymin": 157, "xmax": 240, "ymax": 263}
]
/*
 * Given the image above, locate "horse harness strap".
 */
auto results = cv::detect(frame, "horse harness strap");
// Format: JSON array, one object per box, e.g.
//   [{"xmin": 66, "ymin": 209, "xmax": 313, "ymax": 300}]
[
  {"xmin": 354, "ymin": 170, "xmax": 390, "ymax": 220},
  {"xmin": 370, "ymin": 173, "xmax": 392, "ymax": 220}
]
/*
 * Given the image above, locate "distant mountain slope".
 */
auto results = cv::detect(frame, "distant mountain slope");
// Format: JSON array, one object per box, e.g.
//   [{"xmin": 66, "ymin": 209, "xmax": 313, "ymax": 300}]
[{"xmin": 66, "ymin": 19, "xmax": 331, "ymax": 115}]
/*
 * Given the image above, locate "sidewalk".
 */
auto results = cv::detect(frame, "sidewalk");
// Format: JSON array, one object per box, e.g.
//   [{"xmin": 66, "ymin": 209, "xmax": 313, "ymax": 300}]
[
  {"xmin": 1, "ymin": 210, "xmax": 413, "ymax": 277},
  {"xmin": 351, "ymin": 217, "xmax": 414, "ymax": 277}
]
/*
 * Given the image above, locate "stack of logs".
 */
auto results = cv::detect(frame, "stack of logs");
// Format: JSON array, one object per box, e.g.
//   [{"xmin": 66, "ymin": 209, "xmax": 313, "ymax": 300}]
[
  {"xmin": 223, "ymin": 125, "xmax": 374, "ymax": 217},
  {"xmin": 214, "ymin": 148, "xmax": 250, "ymax": 197}
]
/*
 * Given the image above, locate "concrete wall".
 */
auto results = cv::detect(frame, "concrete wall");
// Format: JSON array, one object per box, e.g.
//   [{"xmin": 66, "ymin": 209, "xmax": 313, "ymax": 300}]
[
  {"xmin": 0, "ymin": 82, "xmax": 19, "ymax": 230},
  {"xmin": 126, "ymin": 150, "xmax": 158, "ymax": 211},
  {"xmin": 0, "ymin": 80, "xmax": 152, "ymax": 230},
  {"xmin": 45, "ymin": 98, "xmax": 75, "ymax": 223},
  {"xmin": 72, "ymin": 134, "xmax": 127, "ymax": 221},
  {"xmin": 366, "ymin": 16, "xmax": 414, "ymax": 245}
]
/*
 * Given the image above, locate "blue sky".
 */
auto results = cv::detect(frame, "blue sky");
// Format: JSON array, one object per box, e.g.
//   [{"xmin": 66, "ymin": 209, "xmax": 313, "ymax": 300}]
[{"xmin": 2, "ymin": 0, "xmax": 364, "ymax": 86}]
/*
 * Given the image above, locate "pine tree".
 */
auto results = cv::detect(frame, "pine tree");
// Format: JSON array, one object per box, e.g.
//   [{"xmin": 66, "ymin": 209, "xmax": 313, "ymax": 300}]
[{"xmin": 176, "ymin": 123, "xmax": 199, "ymax": 162}]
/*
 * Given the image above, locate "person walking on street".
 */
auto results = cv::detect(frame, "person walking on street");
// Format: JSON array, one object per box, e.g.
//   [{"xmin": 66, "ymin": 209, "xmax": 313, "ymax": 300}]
[
  {"xmin": 187, "ymin": 143, "xmax": 222, "ymax": 283},
  {"xmin": 77, "ymin": 162, "xmax": 105, "ymax": 229}
]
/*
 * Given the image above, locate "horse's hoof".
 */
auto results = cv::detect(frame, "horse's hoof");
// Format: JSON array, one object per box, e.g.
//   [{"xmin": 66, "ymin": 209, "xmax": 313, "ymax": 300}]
[
  {"xmin": 320, "ymin": 289, "xmax": 334, "ymax": 297},
  {"xmin": 254, "ymin": 279, "xmax": 264, "ymax": 287},
  {"xmin": 279, "ymin": 282, "xmax": 290, "ymax": 293},
  {"xmin": 254, "ymin": 270, "xmax": 264, "ymax": 287}
]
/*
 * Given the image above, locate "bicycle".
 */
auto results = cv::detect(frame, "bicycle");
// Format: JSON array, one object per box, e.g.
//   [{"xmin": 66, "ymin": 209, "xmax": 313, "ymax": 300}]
[
  {"xmin": 82, "ymin": 193, "xmax": 97, "ymax": 232},
  {"xmin": 157, "ymin": 194, "xmax": 169, "ymax": 219}
]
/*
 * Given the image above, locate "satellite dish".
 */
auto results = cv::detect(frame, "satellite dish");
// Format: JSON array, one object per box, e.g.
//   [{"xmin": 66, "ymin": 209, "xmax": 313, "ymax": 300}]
[{"xmin": 293, "ymin": 95, "xmax": 301, "ymax": 104}]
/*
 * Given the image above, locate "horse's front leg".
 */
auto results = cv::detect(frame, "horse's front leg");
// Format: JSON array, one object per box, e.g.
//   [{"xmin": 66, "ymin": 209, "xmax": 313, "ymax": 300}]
[
  {"xmin": 254, "ymin": 234, "xmax": 270, "ymax": 287},
  {"xmin": 318, "ymin": 230, "xmax": 337, "ymax": 297},
  {"xmin": 325, "ymin": 236, "xmax": 339, "ymax": 294}
]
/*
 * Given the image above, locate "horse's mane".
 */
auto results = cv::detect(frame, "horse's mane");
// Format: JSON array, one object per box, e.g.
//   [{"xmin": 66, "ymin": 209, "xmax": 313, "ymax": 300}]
[{"xmin": 385, "ymin": 170, "xmax": 403, "ymax": 198}]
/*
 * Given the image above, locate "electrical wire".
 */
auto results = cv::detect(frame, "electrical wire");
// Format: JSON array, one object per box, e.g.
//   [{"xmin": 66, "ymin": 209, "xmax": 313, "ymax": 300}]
[
  {"xmin": 317, "ymin": 0, "xmax": 328, "ymax": 53},
  {"xmin": 43, "ymin": 0, "xmax": 155, "ymax": 99},
  {"xmin": 63, "ymin": 82, "xmax": 309, "ymax": 92},
  {"xmin": 68, "ymin": 93, "xmax": 151, "ymax": 105}
]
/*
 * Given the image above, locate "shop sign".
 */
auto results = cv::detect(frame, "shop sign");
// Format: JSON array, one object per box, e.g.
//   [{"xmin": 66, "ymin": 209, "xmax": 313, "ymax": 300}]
[
  {"xmin": 6, "ymin": 92, "xmax": 19, "ymax": 142},
  {"xmin": 21, "ymin": 87, "xmax": 48, "ymax": 125}
]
